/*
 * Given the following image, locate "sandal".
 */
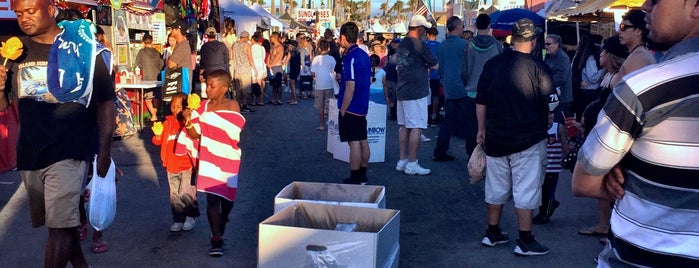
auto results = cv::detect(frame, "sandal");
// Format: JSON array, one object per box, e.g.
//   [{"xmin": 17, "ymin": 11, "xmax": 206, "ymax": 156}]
[
  {"xmin": 578, "ymin": 226, "xmax": 608, "ymax": 236},
  {"xmin": 78, "ymin": 224, "xmax": 88, "ymax": 241},
  {"xmin": 90, "ymin": 240, "xmax": 109, "ymax": 253}
]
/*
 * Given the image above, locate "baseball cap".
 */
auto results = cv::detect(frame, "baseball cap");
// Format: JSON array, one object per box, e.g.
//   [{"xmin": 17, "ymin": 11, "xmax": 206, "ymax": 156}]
[
  {"xmin": 512, "ymin": 18, "xmax": 536, "ymax": 42},
  {"xmin": 391, "ymin": 38, "xmax": 401, "ymax": 44},
  {"xmin": 206, "ymin": 27, "xmax": 217, "ymax": 36},
  {"xmin": 603, "ymin": 35, "xmax": 629, "ymax": 59},
  {"xmin": 409, "ymin": 15, "xmax": 432, "ymax": 28},
  {"xmin": 239, "ymin": 31, "xmax": 250, "ymax": 38},
  {"xmin": 168, "ymin": 18, "xmax": 187, "ymax": 32}
]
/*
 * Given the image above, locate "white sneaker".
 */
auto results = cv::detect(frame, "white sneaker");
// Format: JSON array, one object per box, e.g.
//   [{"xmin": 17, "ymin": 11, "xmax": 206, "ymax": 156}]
[
  {"xmin": 170, "ymin": 222, "xmax": 184, "ymax": 232},
  {"xmin": 396, "ymin": 159, "xmax": 408, "ymax": 172},
  {"xmin": 405, "ymin": 161, "xmax": 431, "ymax": 175},
  {"xmin": 420, "ymin": 134, "xmax": 431, "ymax": 142},
  {"xmin": 183, "ymin": 217, "xmax": 196, "ymax": 231}
]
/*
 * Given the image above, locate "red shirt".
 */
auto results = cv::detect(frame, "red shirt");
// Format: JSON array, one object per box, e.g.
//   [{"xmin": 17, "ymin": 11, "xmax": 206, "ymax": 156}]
[{"xmin": 151, "ymin": 115, "xmax": 193, "ymax": 173}]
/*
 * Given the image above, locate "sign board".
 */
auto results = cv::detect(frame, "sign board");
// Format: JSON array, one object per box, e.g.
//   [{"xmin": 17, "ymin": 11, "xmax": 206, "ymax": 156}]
[
  {"xmin": 317, "ymin": 9, "xmax": 331, "ymax": 22},
  {"xmin": 152, "ymin": 13, "xmax": 166, "ymax": 44},
  {"xmin": 0, "ymin": 0, "xmax": 15, "ymax": 19},
  {"xmin": 496, "ymin": 0, "xmax": 525, "ymax": 10},
  {"xmin": 296, "ymin": 8, "xmax": 315, "ymax": 22}
]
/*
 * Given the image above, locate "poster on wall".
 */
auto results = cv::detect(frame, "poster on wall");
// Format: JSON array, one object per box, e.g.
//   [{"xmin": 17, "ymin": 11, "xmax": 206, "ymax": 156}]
[
  {"xmin": 114, "ymin": 10, "xmax": 129, "ymax": 44},
  {"xmin": 117, "ymin": 45, "xmax": 128, "ymax": 65},
  {"xmin": 95, "ymin": 5, "xmax": 112, "ymax": 26},
  {"xmin": 152, "ymin": 13, "xmax": 167, "ymax": 44}
]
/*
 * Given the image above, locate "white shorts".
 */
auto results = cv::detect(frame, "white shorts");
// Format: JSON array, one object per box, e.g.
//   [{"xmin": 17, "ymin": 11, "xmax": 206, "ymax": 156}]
[
  {"xmin": 397, "ymin": 96, "xmax": 429, "ymax": 129},
  {"xmin": 484, "ymin": 139, "xmax": 547, "ymax": 209}
]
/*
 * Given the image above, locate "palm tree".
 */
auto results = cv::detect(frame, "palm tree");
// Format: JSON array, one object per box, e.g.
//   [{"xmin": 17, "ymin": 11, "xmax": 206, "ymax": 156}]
[{"xmin": 380, "ymin": 2, "xmax": 388, "ymax": 16}]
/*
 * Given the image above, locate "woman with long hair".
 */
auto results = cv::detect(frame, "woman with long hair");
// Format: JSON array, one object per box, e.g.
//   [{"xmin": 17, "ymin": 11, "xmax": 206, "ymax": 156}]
[{"xmin": 571, "ymin": 34, "xmax": 603, "ymax": 118}]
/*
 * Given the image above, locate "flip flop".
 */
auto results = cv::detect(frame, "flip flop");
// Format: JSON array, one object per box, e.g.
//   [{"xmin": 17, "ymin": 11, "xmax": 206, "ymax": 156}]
[
  {"xmin": 578, "ymin": 226, "xmax": 608, "ymax": 236},
  {"xmin": 78, "ymin": 224, "xmax": 88, "ymax": 241},
  {"xmin": 90, "ymin": 240, "xmax": 109, "ymax": 253}
]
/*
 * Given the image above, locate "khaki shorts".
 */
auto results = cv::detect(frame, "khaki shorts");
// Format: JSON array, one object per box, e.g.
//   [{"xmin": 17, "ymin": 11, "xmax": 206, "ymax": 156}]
[
  {"xmin": 233, "ymin": 72, "xmax": 253, "ymax": 94},
  {"xmin": 484, "ymin": 139, "xmax": 547, "ymax": 209},
  {"xmin": 314, "ymin": 89, "xmax": 334, "ymax": 110},
  {"xmin": 22, "ymin": 159, "xmax": 88, "ymax": 228}
]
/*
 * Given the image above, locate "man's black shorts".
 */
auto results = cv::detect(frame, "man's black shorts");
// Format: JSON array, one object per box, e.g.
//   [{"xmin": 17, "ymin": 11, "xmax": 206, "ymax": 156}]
[
  {"xmin": 339, "ymin": 113, "xmax": 367, "ymax": 142},
  {"xmin": 429, "ymin": 79, "xmax": 441, "ymax": 97},
  {"xmin": 270, "ymin": 66, "xmax": 283, "ymax": 87}
]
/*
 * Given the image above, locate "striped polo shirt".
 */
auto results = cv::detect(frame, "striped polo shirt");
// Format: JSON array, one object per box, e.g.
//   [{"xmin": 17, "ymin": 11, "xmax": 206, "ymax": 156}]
[{"xmin": 577, "ymin": 38, "xmax": 699, "ymax": 266}]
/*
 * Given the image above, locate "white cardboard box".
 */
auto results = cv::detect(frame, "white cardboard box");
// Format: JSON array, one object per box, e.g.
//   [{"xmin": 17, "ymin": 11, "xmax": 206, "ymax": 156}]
[
  {"xmin": 259, "ymin": 202, "xmax": 400, "ymax": 268},
  {"xmin": 327, "ymin": 98, "xmax": 387, "ymax": 163},
  {"xmin": 274, "ymin": 181, "xmax": 386, "ymax": 214}
]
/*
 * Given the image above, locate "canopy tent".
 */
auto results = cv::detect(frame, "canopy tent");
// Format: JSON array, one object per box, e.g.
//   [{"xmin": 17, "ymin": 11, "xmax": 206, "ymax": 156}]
[
  {"xmin": 251, "ymin": 4, "xmax": 289, "ymax": 31},
  {"xmin": 366, "ymin": 21, "xmax": 387, "ymax": 33},
  {"xmin": 219, "ymin": 0, "xmax": 264, "ymax": 35},
  {"xmin": 550, "ymin": 0, "xmax": 644, "ymax": 17},
  {"xmin": 390, "ymin": 21, "xmax": 407, "ymax": 34},
  {"xmin": 278, "ymin": 12, "xmax": 313, "ymax": 32}
]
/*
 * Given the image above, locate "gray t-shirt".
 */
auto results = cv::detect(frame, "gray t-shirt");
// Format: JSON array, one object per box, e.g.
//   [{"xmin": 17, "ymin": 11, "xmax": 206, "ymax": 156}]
[
  {"xmin": 395, "ymin": 37, "xmax": 438, "ymax": 100},
  {"xmin": 169, "ymin": 41, "xmax": 193, "ymax": 79},
  {"xmin": 135, "ymin": 47, "xmax": 163, "ymax": 81}
]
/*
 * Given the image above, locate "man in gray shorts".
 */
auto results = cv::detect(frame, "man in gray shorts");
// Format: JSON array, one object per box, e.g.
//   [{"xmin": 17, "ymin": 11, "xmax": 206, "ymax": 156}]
[
  {"xmin": 475, "ymin": 19, "xmax": 558, "ymax": 256},
  {"xmin": 1, "ymin": 0, "xmax": 116, "ymax": 266}
]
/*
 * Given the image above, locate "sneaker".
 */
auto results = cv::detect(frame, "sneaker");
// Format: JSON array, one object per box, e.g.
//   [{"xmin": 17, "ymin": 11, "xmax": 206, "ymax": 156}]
[
  {"xmin": 404, "ymin": 161, "xmax": 431, "ymax": 175},
  {"xmin": 432, "ymin": 154, "xmax": 455, "ymax": 162},
  {"xmin": 209, "ymin": 239, "xmax": 224, "ymax": 257},
  {"xmin": 420, "ymin": 134, "xmax": 431, "ymax": 142},
  {"xmin": 342, "ymin": 177, "xmax": 368, "ymax": 185},
  {"xmin": 481, "ymin": 230, "xmax": 509, "ymax": 247},
  {"xmin": 395, "ymin": 159, "xmax": 408, "ymax": 172},
  {"xmin": 241, "ymin": 106, "xmax": 255, "ymax": 113},
  {"xmin": 169, "ymin": 222, "xmax": 184, "ymax": 232},
  {"xmin": 514, "ymin": 238, "xmax": 550, "ymax": 256},
  {"xmin": 183, "ymin": 217, "xmax": 196, "ymax": 231}
]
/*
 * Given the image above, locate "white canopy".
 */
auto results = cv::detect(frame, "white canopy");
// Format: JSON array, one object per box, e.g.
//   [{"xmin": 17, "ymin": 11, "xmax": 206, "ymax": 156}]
[
  {"xmin": 219, "ymin": 0, "xmax": 263, "ymax": 35},
  {"xmin": 251, "ymin": 4, "xmax": 289, "ymax": 31},
  {"xmin": 390, "ymin": 21, "xmax": 407, "ymax": 34},
  {"xmin": 366, "ymin": 21, "xmax": 387, "ymax": 33}
]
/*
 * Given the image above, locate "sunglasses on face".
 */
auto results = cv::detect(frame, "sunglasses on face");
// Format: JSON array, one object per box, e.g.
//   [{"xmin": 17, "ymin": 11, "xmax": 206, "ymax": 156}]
[
  {"xmin": 619, "ymin": 24, "xmax": 636, "ymax": 31},
  {"xmin": 545, "ymin": 43, "xmax": 554, "ymax": 46}
]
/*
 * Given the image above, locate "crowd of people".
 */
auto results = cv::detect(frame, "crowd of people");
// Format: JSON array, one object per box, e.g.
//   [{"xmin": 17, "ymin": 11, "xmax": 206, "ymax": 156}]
[{"xmin": 0, "ymin": 0, "xmax": 698, "ymax": 266}]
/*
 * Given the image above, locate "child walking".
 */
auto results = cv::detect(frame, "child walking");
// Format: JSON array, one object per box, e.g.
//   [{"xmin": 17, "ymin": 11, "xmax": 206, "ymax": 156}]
[
  {"xmin": 178, "ymin": 70, "xmax": 246, "ymax": 257},
  {"xmin": 152, "ymin": 93, "xmax": 199, "ymax": 232},
  {"xmin": 533, "ymin": 112, "xmax": 570, "ymax": 224},
  {"xmin": 310, "ymin": 40, "xmax": 337, "ymax": 131}
]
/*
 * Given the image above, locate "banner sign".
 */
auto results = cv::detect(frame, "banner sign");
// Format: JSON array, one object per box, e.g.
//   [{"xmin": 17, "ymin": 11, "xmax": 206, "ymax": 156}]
[
  {"xmin": 296, "ymin": 8, "xmax": 315, "ymax": 22},
  {"xmin": 317, "ymin": 9, "xmax": 331, "ymax": 21}
]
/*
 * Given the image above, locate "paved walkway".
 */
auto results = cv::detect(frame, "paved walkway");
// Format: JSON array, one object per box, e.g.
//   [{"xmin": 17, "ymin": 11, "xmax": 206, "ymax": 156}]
[{"xmin": 0, "ymin": 95, "xmax": 604, "ymax": 267}]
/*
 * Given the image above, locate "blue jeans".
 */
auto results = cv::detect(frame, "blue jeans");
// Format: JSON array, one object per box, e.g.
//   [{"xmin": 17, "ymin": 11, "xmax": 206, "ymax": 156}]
[{"xmin": 433, "ymin": 97, "xmax": 477, "ymax": 157}]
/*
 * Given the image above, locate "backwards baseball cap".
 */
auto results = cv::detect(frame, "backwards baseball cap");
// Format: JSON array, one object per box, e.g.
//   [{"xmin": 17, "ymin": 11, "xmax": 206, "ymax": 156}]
[
  {"xmin": 603, "ymin": 35, "xmax": 629, "ymax": 59},
  {"xmin": 206, "ymin": 27, "xmax": 217, "ymax": 36},
  {"xmin": 168, "ymin": 18, "xmax": 187, "ymax": 32},
  {"xmin": 409, "ymin": 15, "xmax": 432, "ymax": 28},
  {"xmin": 512, "ymin": 18, "xmax": 536, "ymax": 42}
]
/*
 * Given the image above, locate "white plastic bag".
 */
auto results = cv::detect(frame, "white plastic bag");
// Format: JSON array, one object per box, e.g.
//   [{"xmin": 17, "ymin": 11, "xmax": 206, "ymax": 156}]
[
  {"xmin": 468, "ymin": 144, "xmax": 487, "ymax": 184},
  {"xmin": 86, "ymin": 157, "xmax": 117, "ymax": 231}
]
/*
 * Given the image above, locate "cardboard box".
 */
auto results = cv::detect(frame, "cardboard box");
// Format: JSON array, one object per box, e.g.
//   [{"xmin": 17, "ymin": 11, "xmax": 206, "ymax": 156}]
[
  {"xmin": 259, "ymin": 202, "xmax": 400, "ymax": 268},
  {"xmin": 274, "ymin": 182, "xmax": 386, "ymax": 214}
]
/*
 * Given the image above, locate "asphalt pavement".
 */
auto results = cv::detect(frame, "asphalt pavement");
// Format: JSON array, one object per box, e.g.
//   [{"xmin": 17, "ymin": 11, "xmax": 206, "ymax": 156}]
[{"xmin": 0, "ymin": 93, "xmax": 603, "ymax": 267}]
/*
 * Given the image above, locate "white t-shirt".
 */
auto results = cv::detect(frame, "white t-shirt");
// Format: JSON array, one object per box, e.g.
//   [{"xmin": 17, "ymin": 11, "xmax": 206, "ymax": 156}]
[
  {"xmin": 251, "ymin": 43, "xmax": 266, "ymax": 79},
  {"xmin": 310, "ymin": 54, "xmax": 336, "ymax": 90}
]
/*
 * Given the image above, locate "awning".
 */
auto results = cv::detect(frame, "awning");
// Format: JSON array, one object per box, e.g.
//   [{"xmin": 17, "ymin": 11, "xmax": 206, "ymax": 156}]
[{"xmin": 550, "ymin": 0, "xmax": 644, "ymax": 17}]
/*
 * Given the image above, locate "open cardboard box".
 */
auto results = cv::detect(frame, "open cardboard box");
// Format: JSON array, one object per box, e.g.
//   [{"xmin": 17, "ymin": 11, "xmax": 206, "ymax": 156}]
[
  {"xmin": 259, "ymin": 202, "xmax": 400, "ymax": 268},
  {"xmin": 274, "ymin": 181, "xmax": 386, "ymax": 214}
]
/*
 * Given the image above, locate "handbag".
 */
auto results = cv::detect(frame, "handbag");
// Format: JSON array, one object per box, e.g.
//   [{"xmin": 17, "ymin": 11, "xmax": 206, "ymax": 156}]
[
  {"xmin": 162, "ymin": 67, "xmax": 191, "ymax": 100},
  {"xmin": 561, "ymin": 137, "xmax": 582, "ymax": 171}
]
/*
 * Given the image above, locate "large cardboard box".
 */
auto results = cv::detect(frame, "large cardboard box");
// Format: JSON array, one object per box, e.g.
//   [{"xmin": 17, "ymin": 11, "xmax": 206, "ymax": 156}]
[
  {"xmin": 259, "ymin": 202, "xmax": 400, "ymax": 268},
  {"xmin": 327, "ymin": 98, "xmax": 387, "ymax": 163},
  {"xmin": 274, "ymin": 181, "xmax": 386, "ymax": 213}
]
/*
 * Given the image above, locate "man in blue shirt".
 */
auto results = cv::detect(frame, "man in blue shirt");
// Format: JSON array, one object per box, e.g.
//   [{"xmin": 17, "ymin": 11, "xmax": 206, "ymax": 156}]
[
  {"xmin": 338, "ymin": 22, "xmax": 372, "ymax": 185},
  {"xmin": 425, "ymin": 27, "xmax": 441, "ymax": 127}
]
